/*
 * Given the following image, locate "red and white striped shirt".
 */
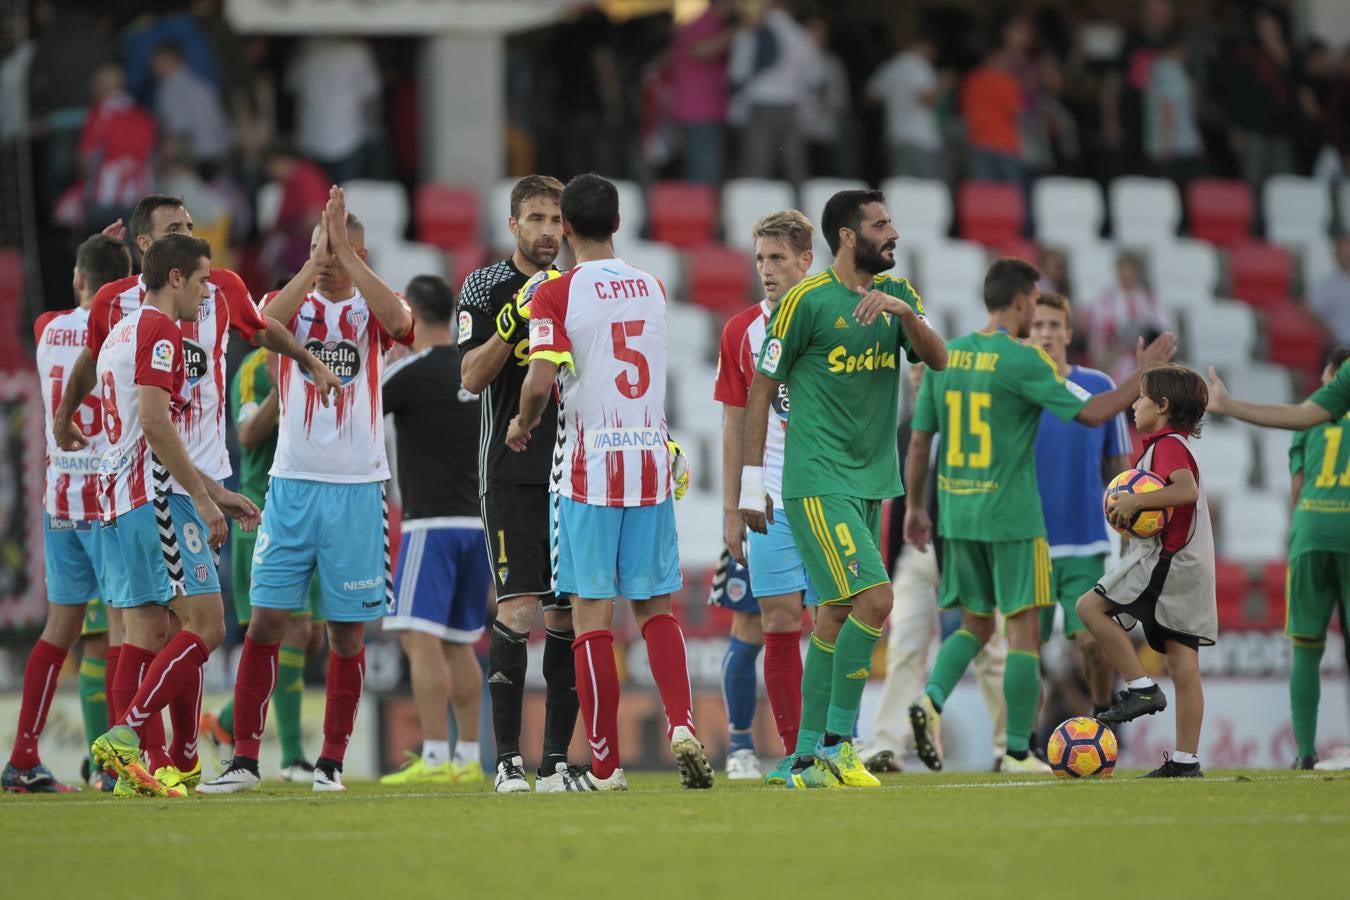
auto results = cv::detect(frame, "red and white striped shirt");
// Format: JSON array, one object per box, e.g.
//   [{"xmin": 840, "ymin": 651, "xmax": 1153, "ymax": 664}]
[
  {"xmin": 87, "ymin": 268, "xmax": 267, "ymax": 480},
  {"xmin": 95, "ymin": 306, "xmax": 186, "ymax": 519},
  {"xmin": 527, "ymin": 258, "xmax": 671, "ymax": 507},
  {"xmin": 714, "ymin": 300, "xmax": 788, "ymax": 507},
  {"xmin": 35, "ymin": 307, "xmax": 105, "ymax": 521}
]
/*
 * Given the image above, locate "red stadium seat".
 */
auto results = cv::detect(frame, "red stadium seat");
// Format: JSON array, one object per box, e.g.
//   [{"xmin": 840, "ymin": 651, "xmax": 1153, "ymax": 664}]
[
  {"xmin": 1214, "ymin": 558, "xmax": 1255, "ymax": 630},
  {"xmin": 1187, "ymin": 179, "xmax": 1253, "ymax": 246},
  {"xmin": 687, "ymin": 243, "xmax": 752, "ymax": 314},
  {"xmin": 1228, "ymin": 241, "xmax": 1293, "ymax": 309},
  {"xmin": 990, "ymin": 238, "xmax": 1040, "ymax": 267},
  {"xmin": 1264, "ymin": 303, "xmax": 1327, "ymax": 374},
  {"xmin": 450, "ymin": 241, "xmax": 489, "ymax": 292},
  {"xmin": 957, "ymin": 180, "xmax": 1025, "ymax": 246},
  {"xmin": 0, "ymin": 249, "xmax": 23, "ymax": 367},
  {"xmin": 415, "ymin": 183, "xmax": 480, "ymax": 251},
  {"xmin": 647, "ymin": 181, "xmax": 717, "ymax": 248},
  {"xmin": 1259, "ymin": 561, "xmax": 1289, "ymax": 632}
]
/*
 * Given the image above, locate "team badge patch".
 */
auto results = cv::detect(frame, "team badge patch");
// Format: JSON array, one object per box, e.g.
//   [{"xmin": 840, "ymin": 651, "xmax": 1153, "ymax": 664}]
[
  {"xmin": 193, "ymin": 564, "xmax": 210, "ymax": 583},
  {"xmin": 530, "ymin": 317, "xmax": 554, "ymax": 345},
  {"xmin": 150, "ymin": 339, "xmax": 175, "ymax": 372},
  {"xmin": 344, "ymin": 307, "xmax": 368, "ymax": 330},
  {"xmin": 727, "ymin": 575, "xmax": 748, "ymax": 602},
  {"xmin": 761, "ymin": 338, "xmax": 783, "ymax": 374},
  {"xmin": 847, "ymin": 559, "xmax": 860, "ymax": 578},
  {"xmin": 458, "ymin": 309, "xmax": 473, "ymax": 344},
  {"xmin": 497, "ymin": 566, "xmax": 510, "ymax": 585}
]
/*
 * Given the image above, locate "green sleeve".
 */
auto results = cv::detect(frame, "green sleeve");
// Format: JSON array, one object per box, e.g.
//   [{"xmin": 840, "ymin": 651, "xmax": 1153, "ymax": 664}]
[
  {"xmin": 1010, "ymin": 343, "xmax": 1089, "ymax": 422},
  {"xmin": 1309, "ymin": 363, "xmax": 1350, "ymax": 419},
  {"xmin": 1288, "ymin": 429, "xmax": 1307, "ymax": 476},
  {"xmin": 911, "ymin": 368, "xmax": 940, "ymax": 433},
  {"xmin": 233, "ymin": 350, "xmax": 272, "ymax": 425},
  {"xmin": 879, "ymin": 276, "xmax": 925, "ymax": 363},
  {"xmin": 757, "ymin": 288, "xmax": 814, "ymax": 381}
]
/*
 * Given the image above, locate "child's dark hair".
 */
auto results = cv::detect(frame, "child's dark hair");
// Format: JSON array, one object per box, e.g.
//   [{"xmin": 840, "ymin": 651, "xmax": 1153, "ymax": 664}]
[
  {"xmin": 1326, "ymin": 345, "xmax": 1349, "ymax": 374},
  {"xmin": 1141, "ymin": 363, "xmax": 1207, "ymax": 437}
]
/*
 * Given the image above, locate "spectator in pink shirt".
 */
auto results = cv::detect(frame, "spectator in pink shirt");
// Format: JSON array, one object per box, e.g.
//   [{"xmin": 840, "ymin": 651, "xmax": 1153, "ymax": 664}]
[{"xmin": 669, "ymin": 0, "xmax": 736, "ymax": 185}]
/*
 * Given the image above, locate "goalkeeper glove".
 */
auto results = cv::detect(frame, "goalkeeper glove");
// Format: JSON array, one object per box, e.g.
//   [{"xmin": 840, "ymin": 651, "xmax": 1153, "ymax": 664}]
[
  {"xmin": 514, "ymin": 269, "xmax": 560, "ymax": 320},
  {"xmin": 495, "ymin": 302, "xmax": 519, "ymax": 343},
  {"xmin": 668, "ymin": 438, "xmax": 690, "ymax": 500}
]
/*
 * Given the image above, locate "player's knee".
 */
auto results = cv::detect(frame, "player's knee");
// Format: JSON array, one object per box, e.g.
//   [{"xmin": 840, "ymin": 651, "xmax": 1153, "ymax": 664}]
[
  {"xmin": 963, "ymin": 614, "xmax": 995, "ymax": 645},
  {"xmin": 542, "ymin": 607, "xmax": 574, "ymax": 633},
  {"xmin": 40, "ymin": 608, "xmax": 85, "ymax": 649},
  {"xmin": 761, "ymin": 604, "xmax": 801, "ymax": 634},
  {"xmin": 245, "ymin": 609, "xmax": 288, "ymax": 645},
  {"xmin": 327, "ymin": 622, "xmax": 365, "ymax": 657},
  {"xmin": 730, "ymin": 611, "xmax": 763, "ymax": 643},
  {"xmin": 496, "ymin": 596, "xmax": 536, "ymax": 633},
  {"xmin": 196, "ymin": 619, "xmax": 226, "ymax": 651},
  {"xmin": 1074, "ymin": 591, "xmax": 1102, "ymax": 620}
]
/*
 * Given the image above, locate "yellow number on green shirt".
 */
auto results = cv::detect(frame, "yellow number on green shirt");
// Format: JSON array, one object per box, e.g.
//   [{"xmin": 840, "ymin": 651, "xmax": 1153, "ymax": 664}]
[
  {"xmin": 1314, "ymin": 427, "xmax": 1350, "ymax": 487},
  {"xmin": 944, "ymin": 390, "xmax": 992, "ymax": 469}
]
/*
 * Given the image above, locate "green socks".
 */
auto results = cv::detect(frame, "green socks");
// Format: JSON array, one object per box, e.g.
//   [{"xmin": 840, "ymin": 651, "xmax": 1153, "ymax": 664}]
[
  {"xmin": 78, "ymin": 656, "xmax": 108, "ymax": 749},
  {"xmin": 826, "ymin": 615, "xmax": 882, "ymax": 736},
  {"xmin": 925, "ymin": 628, "xmax": 982, "ymax": 709},
  {"xmin": 1004, "ymin": 649, "xmax": 1041, "ymax": 755},
  {"xmin": 275, "ymin": 644, "xmax": 307, "ymax": 765},
  {"xmin": 794, "ymin": 634, "xmax": 834, "ymax": 757},
  {"xmin": 218, "ymin": 698, "xmax": 234, "ymax": 735},
  {"xmin": 1291, "ymin": 639, "xmax": 1325, "ymax": 758}
]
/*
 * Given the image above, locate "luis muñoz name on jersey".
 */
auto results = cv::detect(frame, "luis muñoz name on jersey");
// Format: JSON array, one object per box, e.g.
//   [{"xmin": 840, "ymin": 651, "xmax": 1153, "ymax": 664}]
[
  {"xmin": 586, "ymin": 427, "xmax": 665, "ymax": 451},
  {"xmin": 827, "ymin": 342, "xmax": 898, "ymax": 374},
  {"xmin": 304, "ymin": 338, "xmax": 361, "ymax": 385}
]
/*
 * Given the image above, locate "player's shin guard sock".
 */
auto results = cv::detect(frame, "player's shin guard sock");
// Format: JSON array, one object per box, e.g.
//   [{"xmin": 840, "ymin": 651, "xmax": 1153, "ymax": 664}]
[
  {"xmin": 542, "ymin": 627, "xmax": 580, "ymax": 771},
  {"xmin": 641, "ymin": 613, "xmax": 696, "ymax": 738},
  {"xmin": 573, "ymin": 630, "xmax": 621, "ymax": 778},
  {"xmin": 1290, "ymin": 640, "xmax": 1326, "ymax": 758},
  {"xmin": 167, "ymin": 660, "xmax": 204, "ymax": 770},
  {"xmin": 925, "ymin": 628, "xmax": 982, "ymax": 709},
  {"xmin": 1003, "ymin": 650, "xmax": 1041, "ymax": 755},
  {"xmin": 125, "ymin": 633, "xmax": 208, "ymax": 768},
  {"xmin": 794, "ymin": 634, "xmax": 834, "ymax": 758},
  {"xmin": 78, "ymin": 656, "xmax": 108, "ymax": 751},
  {"xmin": 275, "ymin": 644, "xmax": 307, "ymax": 765},
  {"xmin": 8, "ymin": 639, "xmax": 67, "ymax": 768},
  {"xmin": 487, "ymin": 621, "xmax": 528, "ymax": 760},
  {"xmin": 826, "ymin": 615, "xmax": 882, "ymax": 737},
  {"xmin": 763, "ymin": 630, "xmax": 803, "ymax": 755},
  {"xmin": 113, "ymin": 644, "xmax": 172, "ymax": 770},
  {"xmin": 722, "ymin": 636, "xmax": 761, "ymax": 753},
  {"xmin": 217, "ymin": 699, "xmax": 234, "ymax": 735},
  {"xmin": 320, "ymin": 649, "xmax": 365, "ymax": 765},
  {"xmin": 104, "ymin": 645, "xmax": 122, "ymax": 723},
  {"xmin": 231, "ymin": 637, "xmax": 281, "ymax": 760}
]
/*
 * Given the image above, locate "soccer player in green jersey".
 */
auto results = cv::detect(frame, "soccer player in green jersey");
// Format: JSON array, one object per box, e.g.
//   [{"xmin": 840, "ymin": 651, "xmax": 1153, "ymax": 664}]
[
  {"xmin": 199, "ymin": 342, "xmax": 324, "ymax": 780},
  {"xmin": 904, "ymin": 258, "xmax": 1176, "ymax": 774},
  {"xmin": 740, "ymin": 189, "xmax": 948, "ymax": 788},
  {"xmin": 1209, "ymin": 347, "xmax": 1350, "ymax": 770}
]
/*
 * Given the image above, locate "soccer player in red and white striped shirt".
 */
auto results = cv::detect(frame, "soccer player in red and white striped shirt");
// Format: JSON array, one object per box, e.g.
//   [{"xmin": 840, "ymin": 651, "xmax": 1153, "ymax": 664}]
[
  {"xmin": 507, "ymin": 174, "xmax": 712, "ymax": 791},
  {"xmin": 3, "ymin": 235, "xmax": 131, "ymax": 794}
]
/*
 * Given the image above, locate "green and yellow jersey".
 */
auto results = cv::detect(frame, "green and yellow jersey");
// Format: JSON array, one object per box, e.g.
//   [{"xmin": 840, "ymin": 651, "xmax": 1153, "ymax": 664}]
[
  {"xmin": 229, "ymin": 347, "xmax": 275, "ymax": 508},
  {"xmin": 1288, "ymin": 410, "xmax": 1350, "ymax": 559},
  {"xmin": 1310, "ymin": 361, "xmax": 1350, "ymax": 420},
  {"xmin": 756, "ymin": 268, "xmax": 924, "ymax": 501},
  {"xmin": 912, "ymin": 330, "xmax": 1089, "ymax": 542}
]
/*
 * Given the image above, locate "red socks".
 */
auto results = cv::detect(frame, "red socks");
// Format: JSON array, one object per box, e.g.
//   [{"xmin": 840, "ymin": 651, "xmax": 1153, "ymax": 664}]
[
  {"xmin": 232, "ymin": 636, "xmax": 280, "ymax": 760},
  {"xmin": 167, "ymin": 658, "xmax": 204, "ymax": 771},
  {"xmin": 8, "ymin": 639, "xmax": 67, "ymax": 769},
  {"xmin": 104, "ymin": 645, "xmax": 122, "ymax": 724},
  {"xmin": 320, "ymin": 649, "xmax": 365, "ymax": 763},
  {"xmin": 763, "ymin": 630, "xmax": 804, "ymax": 755},
  {"xmin": 573, "ymin": 630, "xmax": 621, "ymax": 778},
  {"xmin": 113, "ymin": 644, "xmax": 172, "ymax": 771},
  {"xmin": 641, "ymin": 613, "xmax": 695, "ymax": 739}
]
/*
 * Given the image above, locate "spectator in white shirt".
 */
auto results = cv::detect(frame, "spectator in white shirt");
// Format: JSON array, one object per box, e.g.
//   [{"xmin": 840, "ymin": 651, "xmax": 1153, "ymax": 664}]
[
  {"xmin": 285, "ymin": 37, "xmax": 381, "ymax": 184},
  {"xmin": 866, "ymin": 35, "xmax": 946, "ymax": 180},
  {"xmin": 1310, "ymin": 235, "xmax": 1350, "ymax": 345}
]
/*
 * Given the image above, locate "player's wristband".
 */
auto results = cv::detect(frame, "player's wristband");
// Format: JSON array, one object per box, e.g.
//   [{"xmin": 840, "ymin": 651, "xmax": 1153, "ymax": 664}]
[
  {"xmin": 495, "ymin": 303, "xmax": 518, "ymax": 342},
  {"xmin": 738, "ymin": 466, "xmax": 765, "ymax": 512}
]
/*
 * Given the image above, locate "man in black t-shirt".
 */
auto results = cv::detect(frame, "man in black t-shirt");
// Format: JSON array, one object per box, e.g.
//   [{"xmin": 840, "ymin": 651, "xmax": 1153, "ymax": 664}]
[
  {"xmin": 381, "ymin": 275, "xmax": 491, "ymax": 786},
  {"xmin": 458, "ymin": 175, "xmax": 580, "ymax": 793}
]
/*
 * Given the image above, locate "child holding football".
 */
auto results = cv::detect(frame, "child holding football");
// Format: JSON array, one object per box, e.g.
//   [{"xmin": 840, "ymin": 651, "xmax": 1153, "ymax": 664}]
[{"xmin": 1076, "ymin": 364, "xmax": 1216, "ymax": 778}]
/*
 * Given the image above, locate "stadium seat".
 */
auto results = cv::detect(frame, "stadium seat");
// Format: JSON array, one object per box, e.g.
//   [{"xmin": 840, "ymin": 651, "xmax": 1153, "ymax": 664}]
[
  {"xmin": 1186, "ymin": 178, "xmax": 1253, "ymax": 247},
  {"xmin": 1224, "ymin": 362, "xmax": 1293, "ymax": 406},
  {"xmin": 369, "ymin": 241, "xmax": 447, "ymax": 294},
  {"xmin": 1263, "ymin": 175, "xmax": 1331, "ymax": 247},
  {"xmin": 1214, "ymin": 558, "xmax": 1253, "ymax": 631},
  {"xmin": 1300, "ymin": 236, "xmax": 1335, "ymax": 296},
  {"xmin": 800, "ymin": 177, "xmax": 867, "ymax": 224},
  {"xmin": 646, "ymin": 181, "xmax": 717, "ymax": 248},
  {"xmin": 722, "ymin": 178, "xmax": 795, "ymax": 251},
  {"xmin": 1184, "ymin": 301, "xmax": 1256, "ymax": 369},
  {"xmin": 666, "ymin": 303, "xmax": 716, "ymax": 366},
  {"xmin": 1264, "ymin": 303, "xmax": 1327, "ymax": 373},
  {"xmin": 0, "ymin": 249, "xmax": 21, "ymax": 360},
  {"xmin": 686, "ymin": 243, "xmax": 752, "ymax": 314},
  {"xmin": 414, "ymin": 183, "xmax": 479, "ymax": 251},
  {"xmin": 485, "ymin": 177, "xmax": 516, "ymax": 250},
  {"xmin": 1259, "ymin": 561, "xmax": 1289, "ymax": 631},
  {"xmin": 341, "ymin": 179, "xmax": 409, "ymax": 242},
  {"xmin": 611, "ymin": 179, "xmax": 645, "ymax": 254},
  {"xmin": 1108, "ymin": 176, "xmax": 1180, "ymax": 245},
  {"xmin": 1228, "ymin": 241, "xmax": 1293, "ymax": 309},
  {"xmin": 1064, "ymin": 241, "xmax": 1120, "ymax": 302},
  {"xmin": 1341, "ymin": 182, "xmax": 1350, "ymax": 232},
  {"xmin": 1218, "ymin": 490, "xmax": 1288, "ymax": 564},
  {"xmin": 1147, "ymin": 238, "xmax": 1220, "ymax": 298},
  {"xmin": 256, "ymin": 181, "xmax": 283, "ymax": 233},
  {"xmin": 957, "ymin": 180, "xmax": 1025, "ymax": 246},
  {"xmin": 623, "ymin": 240, "xmax": 685, "ymax": 298},
  {"xmin": 881, "ymin": 177, "xmax": 952, "ymax": 243},
  {"xmin": 913, "ymin": 239, "xmax": 986, "ymax": 300},
  {"xmin": 1255, "ymin": 423, "xmax": 1293, "ymax": 492},
  {"xmin": 990, "ymin": 238, "xmax": 1039, "ymax": 266},
  {"xmin": 449, "ymin": 241, "xmax": 489, "ymax": 293},
  {"xmin": 1157, "ymin": 290, "xmax": 1219, "ymax": 325},
  {"xmin": 1032, "ymin": 177, "xmax": 1104, "ymax": 246},
  {"xmin": 1190, "ymin": 423, "xmax": 1254, "ymax": 497}
]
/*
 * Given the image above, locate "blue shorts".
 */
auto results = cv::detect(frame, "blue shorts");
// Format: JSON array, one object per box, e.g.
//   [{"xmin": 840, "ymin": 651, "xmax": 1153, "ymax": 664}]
[
  {"xmin": 96, "ymin": 521, "xmax": 132, "ymax": 607},
  {"xmin": 747, "ymin": 516, "xmax": 819, "ymax": 605},
  {"xmin": 44, "ymin": 515, "xmax": 101, "ymax": 605},
  {"xmin": 552, "ymin": 496, "xmax": 682, "ymax": 600},
  {"xmin": 111, "ymin": 494, "xmax": 221, "ymax": 607},
  {"xmin": 710, "ymin": 555, "xmax": 759, "ymax": 613},
  {"xmin": 385, "ymin": 519, "xmax": 492, "ymax": 643},
  {"xmin": 251, "ymin": 477, "xmax": 388, "ymax": 623}
]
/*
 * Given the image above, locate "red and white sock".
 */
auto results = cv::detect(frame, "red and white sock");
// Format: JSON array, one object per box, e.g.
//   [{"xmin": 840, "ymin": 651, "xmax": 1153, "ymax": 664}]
[
  {"xmin": 113, "ymin": 643, "xmax": 172, "ymax": 771},
  {"xmin": 573, "ymin": 630, "xmax": 621, "ymax": 778},
  {"xmin": 231, "ymin": 636, "xmax": 280, "ymax": 760},
  {"xmin": 167, "ymin": 659, "xmax": 204, "ymax": 771},
  {"xmin": 8, "ymin": 639, "xmax": 67, "ymax": 769},
  {"xmin": 320, "ymin": 649, "xmax": 365, "ymax": 764},
  {"xmin": 763, "ymin": 630, "xmax": 804, "ymax": 755},
  {"xmin": 104, "ymin": 644, "xmax": 122, "ymax": 724},
  {"xmin": 641, "ymin": 613, "xmax": 695, "ymax": 740}
]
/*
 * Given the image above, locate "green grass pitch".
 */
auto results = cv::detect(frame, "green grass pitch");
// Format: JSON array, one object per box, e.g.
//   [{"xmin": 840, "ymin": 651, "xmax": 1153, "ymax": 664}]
[{"xmin": 6, "ymin": 770, "xmax": 1347, "ymax": 899}]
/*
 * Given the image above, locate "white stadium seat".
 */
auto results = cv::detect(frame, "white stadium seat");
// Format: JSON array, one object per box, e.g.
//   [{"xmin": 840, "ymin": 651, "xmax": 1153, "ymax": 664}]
[
  {"xmin": 611, "ymin": 178, "xmax": 645, "ymax": 256},
  {"xmin": 1300, "ymin": 236, "xmax": 1335, "ymax": 296},
  {"xmin": 369, "ymin": 241, "xmax": 446, "ymax": 294},
  {"xmin": 1263, "ymin": 175, "xmax": 1331, "ymax": 247},
  {"xmin": 666, "ymin": 302, "xmax": 715, "ymax": 365},
  {"xmin": 800, "ymin": 177, "xmax": 867, "ymax": 225},
  {"xmin": 912, "ymin": 239, "xmax": 985, "ymax": 300},
  {"xmin": 1340, "ymin": 182, "xmax": 1350, "ymax": 233},
  {"xmin": 1255, "ymin": 426, "xmax": 1293, "ymax": 492},
  {"xmin": 341, "ymin": 179, "xmax": 408, "ymax": 243},
  {"xmin": 623, "ymin": 240, "xmax": 684, "ymax": 298},
  {"xmin": 1109, "ymin": 176, "xmax": 1180, "ymax": 245},
  {"xmin": 1218, "ymin": 490, "xmax": 1289, "ymax": 564},
  {"xmin": 722, "ymin": 178, "xmax": 795, "ymax": 251},
  {"xmin": 1224, "ymin": 362, "xmax": 1293, "ymax": 406},
  {"xmin": 1190, "ymin": 424, "xmax": 1253, "ymax": 497},
  {"xmin": 1033, "ymin": 177, "xmax": 1104, "ymax": 246},
  {"xmin": 1183, "ymin": 301, "xmax": 1256, "ymax": 369},
  {"xmin": 486, "ymin": 178, "xmax": 516, "ymax": 251},
  {"xmin": 1064, "ymin": 241, "xmax": 1120, "ymax": 303},
  {"xmin": 256, "ymin": 181, "xmax": 283, "ymax": 233},
  {"xmin": 1146, "ymin": 238, "xmax": 1220, "ymax": 298},
  {"xmin": 1157, "ymin": 290, "xmax": 1218, "ymax": 323},
  {"xmin": 881, "ymin": 177, "xmax": 951, "ymax": 243}
]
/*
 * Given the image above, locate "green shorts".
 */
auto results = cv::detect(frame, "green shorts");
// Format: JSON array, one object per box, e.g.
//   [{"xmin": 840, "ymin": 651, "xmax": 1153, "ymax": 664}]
[
  {"xmin": 232, "ymin": 524, "xmax": 324, "ymax": 626},
  {"xmin": 80, "ymin": 595, "xmax": 108, "ymax": 638},
  {"xmin": 1285, "ymin": 550, "xmax": 1350, "ymax": 641},
  {"xmin": 939, "ymin": 537, "xmax": 1053, "ymax": 617},
  {"xmin": 782, "ymin": 495, "xmax": 889, "ymax": 604},
  {"xmin": 1039, "ymin": 553, "xmax": 1106, "ymax": 640}
]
